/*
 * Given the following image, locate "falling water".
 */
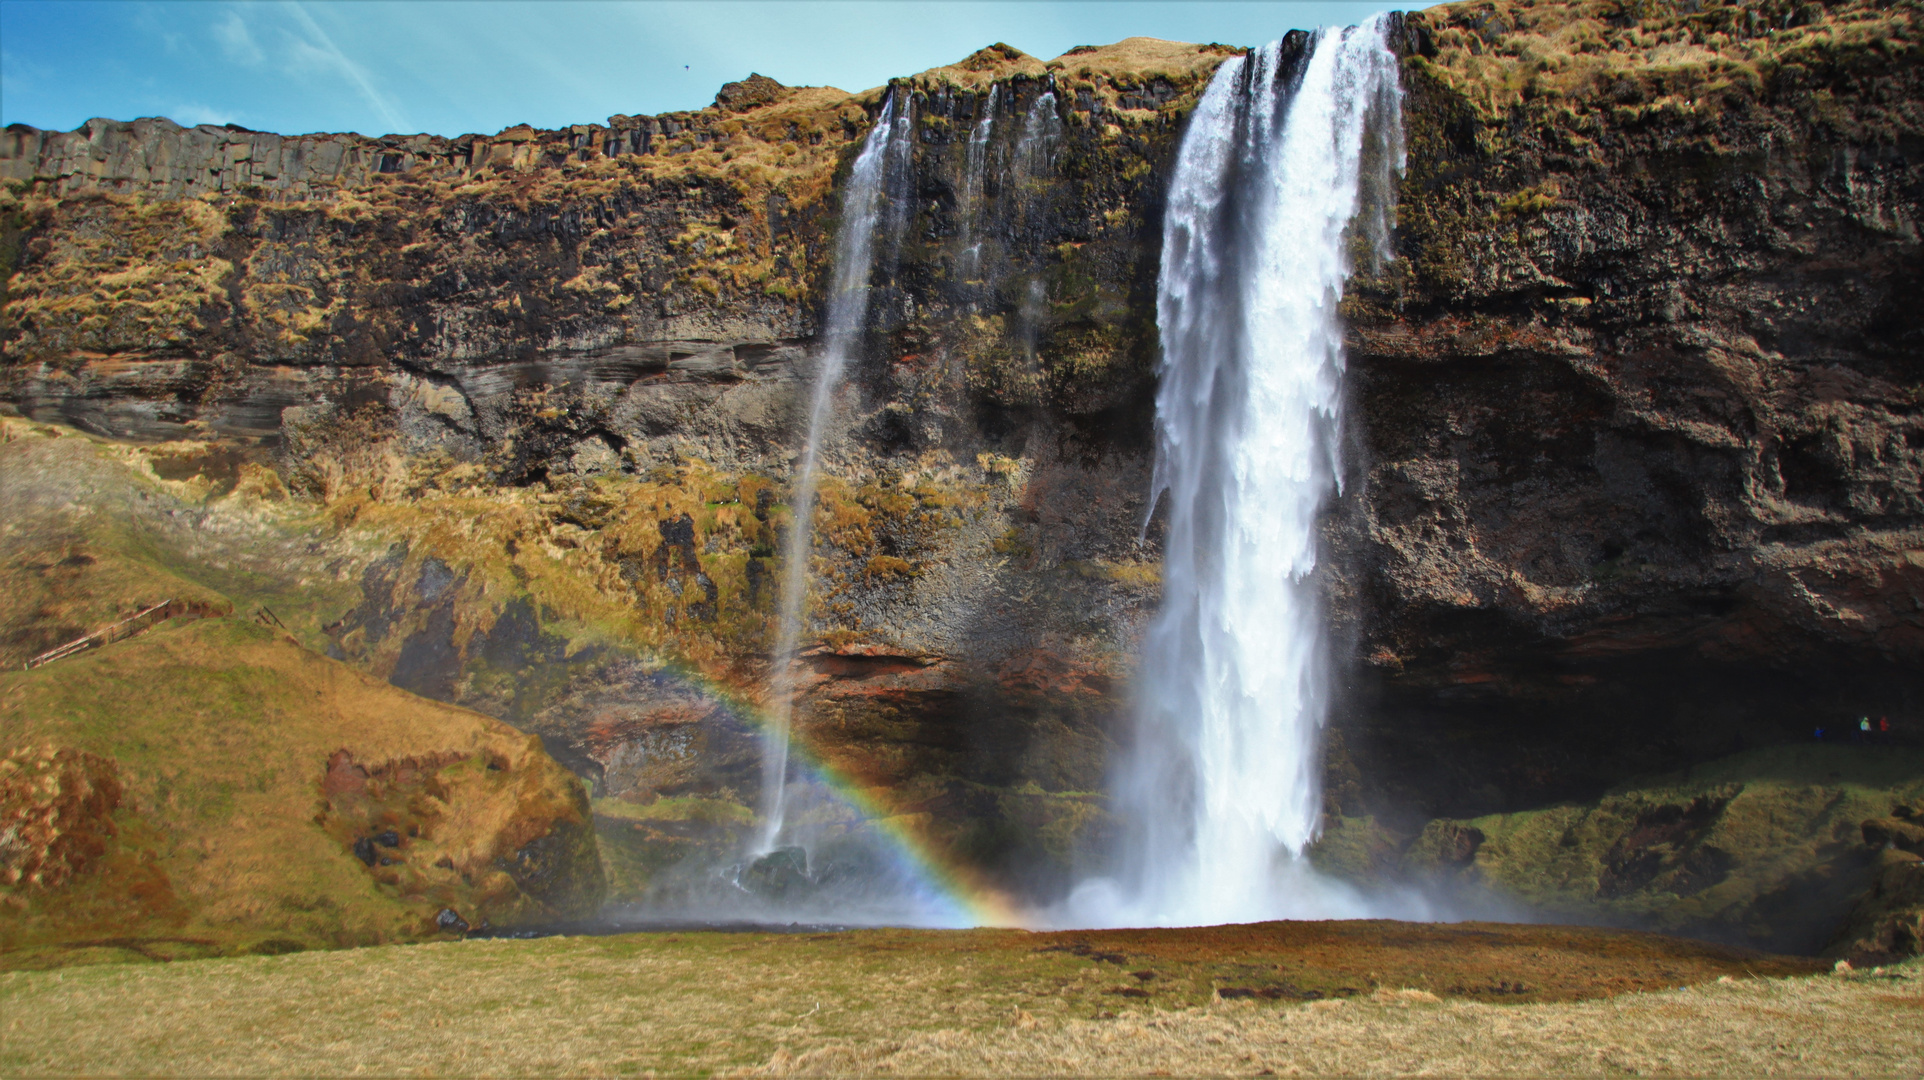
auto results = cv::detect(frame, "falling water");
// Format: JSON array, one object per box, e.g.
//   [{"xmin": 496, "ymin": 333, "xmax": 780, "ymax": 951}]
[
  {"xmin": 758, "ymin": 96, "xmax": 904, "ymax": 853},
  {"xmin": 1014, "ymin": 90, "xmax": 1062, "ymax": 180},
  {"xmin": 1070, "ymin": 17, "xmax": 1404, "ymax": 926},
  {"xmin": 957, "ymin": 86, "xmax": 997, "ymax": 277},
  {"xmin": 882, "ymin": 96, "xmax": 917, "ymax": 260}
]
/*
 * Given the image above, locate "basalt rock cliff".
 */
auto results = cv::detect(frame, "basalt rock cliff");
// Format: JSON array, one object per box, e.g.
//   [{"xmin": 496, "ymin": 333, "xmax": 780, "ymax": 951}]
[{"xmin": 1, "ymin": 0, "xmax": 1920, "ymax": 956}]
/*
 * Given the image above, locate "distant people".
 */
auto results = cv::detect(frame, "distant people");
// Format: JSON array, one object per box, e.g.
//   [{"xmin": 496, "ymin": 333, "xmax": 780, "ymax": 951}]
[
  {"xmin": 1815, "ymin": 725, "xmax": 1827, "ymax": 740},
  {"xmin": 1858, "ymin": 717, "xmax": 1872, "ymax": 743}
]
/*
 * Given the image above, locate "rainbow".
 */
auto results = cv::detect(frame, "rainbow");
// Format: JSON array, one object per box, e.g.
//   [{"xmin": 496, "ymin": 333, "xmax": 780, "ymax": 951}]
[{"xmin": 613, "ymin": 660, "xmax": 1028, "ymax": 929}]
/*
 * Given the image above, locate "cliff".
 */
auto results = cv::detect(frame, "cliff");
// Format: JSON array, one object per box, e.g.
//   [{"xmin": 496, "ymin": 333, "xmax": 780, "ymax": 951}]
[
  {"xmin": 1, "ymin": 0, "xmax": 1920, "ymax": 952},
  {"xmin": 1334, "ymin": 0, "xmax": 1922, "ymax": 822}
]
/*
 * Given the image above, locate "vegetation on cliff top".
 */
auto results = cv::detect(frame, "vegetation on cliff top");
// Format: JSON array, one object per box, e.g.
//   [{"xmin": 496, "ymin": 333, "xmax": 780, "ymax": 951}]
[
  {"xmin": 1374, "ymin": 0, "xmax": 1922, "ymax": 304},
  {"xmin": 0, "ymin": 36, "xmax": 1233, "ymax": 369},
  {"xmin": 1413, "ymin": 0, "xmax": 1920, "ymax": 122}
]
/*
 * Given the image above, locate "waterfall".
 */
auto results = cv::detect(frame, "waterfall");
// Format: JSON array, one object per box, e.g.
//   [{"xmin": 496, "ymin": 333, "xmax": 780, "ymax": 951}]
[
  {"xmin": 757, "ymin": 95, "xmax": 904, "ymax": 853},
  {"xmin": 957, "ymin": 85, "xmax": 997, "ymax": 278},
  {"xmin": 1075, "ymin": 17, "xmax": 1404, "ymax": 926},
  {"xmin": 882, "ymin": 96, "xmax": 917, "ymax": 261},
  {"xmin": 1014, "ymin": 90, "xmax": 1061, "ymax": 180}
]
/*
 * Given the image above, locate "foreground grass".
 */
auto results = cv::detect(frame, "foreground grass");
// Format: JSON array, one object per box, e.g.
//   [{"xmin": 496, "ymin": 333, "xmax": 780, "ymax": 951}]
[{"xmin": 2, "ymin": 922, "xmax": 1911, "ymax": 1077}]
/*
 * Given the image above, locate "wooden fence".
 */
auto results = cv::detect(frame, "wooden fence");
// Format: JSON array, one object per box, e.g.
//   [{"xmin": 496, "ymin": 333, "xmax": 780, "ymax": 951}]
[{"xmin": 24, "ymin": 599, "xmax": 231, "ymax": 670}]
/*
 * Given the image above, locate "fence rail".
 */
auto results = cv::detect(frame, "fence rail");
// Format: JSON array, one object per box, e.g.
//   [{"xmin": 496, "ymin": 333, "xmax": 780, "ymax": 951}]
[{"xmin": 24, "ymin": 599, "xmax": 228, "ymax": 670}]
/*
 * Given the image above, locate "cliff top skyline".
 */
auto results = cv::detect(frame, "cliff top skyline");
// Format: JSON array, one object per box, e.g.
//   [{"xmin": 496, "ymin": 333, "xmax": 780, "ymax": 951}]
[{"xmin": 0, "ymin": 0, "xmax": 1410, "ymax": 139}]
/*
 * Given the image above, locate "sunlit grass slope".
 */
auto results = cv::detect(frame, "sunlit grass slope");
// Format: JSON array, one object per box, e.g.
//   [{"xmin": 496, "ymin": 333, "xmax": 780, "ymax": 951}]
[{"xmin": 0, "ymin": 615, "xmax": 602, "ymax": 966}]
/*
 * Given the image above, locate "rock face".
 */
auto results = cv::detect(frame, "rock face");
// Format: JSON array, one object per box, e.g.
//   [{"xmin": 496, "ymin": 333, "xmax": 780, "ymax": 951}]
[
  {"xmin": 1, "ymin": 0, "xmax": 1920, "ymax": 948},
  {"xmin": 1332, "ymin": 0, "xmax": 1924, "ymax": 826}
]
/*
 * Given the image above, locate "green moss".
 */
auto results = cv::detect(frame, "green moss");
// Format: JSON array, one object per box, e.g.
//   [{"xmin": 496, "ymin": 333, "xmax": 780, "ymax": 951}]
[
  {"xmin": 594, "ymin": 794, "xmax": 754, "ymax": 826},
  {"xmin": 1308, "ymin": 815, "xmax": 1404, "ymax": 882},
  {"xmin": 1419, "ymin": 746, "xmax": 1924, "ymax": 951}
]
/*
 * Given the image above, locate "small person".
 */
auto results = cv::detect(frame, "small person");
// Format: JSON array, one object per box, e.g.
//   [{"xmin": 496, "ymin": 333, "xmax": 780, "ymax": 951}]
[
  {"xmin": 1859, "ymin": 717, "xmax": 1872, "ymax": 743},
  {"xmin": 1814, "ymin": 725, "xmax": 1827, "ymax": 741}
]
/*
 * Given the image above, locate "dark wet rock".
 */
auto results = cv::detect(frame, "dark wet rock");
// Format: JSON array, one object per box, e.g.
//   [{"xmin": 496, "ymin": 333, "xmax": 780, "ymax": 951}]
[
  {"xmin": 1830, "ymin": 849, "xmax": 1924, "ymax": 964},
  {"xmin": 742, "ymin": 846, "xmax": 812, "ymax": 901},
  {"xmin": 1864, "ymin": 816, "xmax": 1924, "ymax": 857},
  {"xmin": 494, "ymin": 817, "xmax": 605, "ymax": 920},
  {"xmin": 436, "ymin": 908, "xmax": 471, "ymax": 934}
]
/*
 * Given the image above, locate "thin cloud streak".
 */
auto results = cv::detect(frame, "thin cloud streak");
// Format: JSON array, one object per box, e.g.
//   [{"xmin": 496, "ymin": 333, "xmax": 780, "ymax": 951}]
[
  {"xmin": 283, "ymin": 0, "xmax": 413, "ymax": 134},
  {"xmin": 213, "ymin": 10, "xmax": 265, "ymax": 66}
]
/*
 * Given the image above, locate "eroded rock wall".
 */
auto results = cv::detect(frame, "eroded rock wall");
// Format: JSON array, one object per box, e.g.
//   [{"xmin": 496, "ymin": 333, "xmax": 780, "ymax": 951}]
[{"xmin": 1331, "ymin": 0, "xmax": 1924, "ymax": 825}]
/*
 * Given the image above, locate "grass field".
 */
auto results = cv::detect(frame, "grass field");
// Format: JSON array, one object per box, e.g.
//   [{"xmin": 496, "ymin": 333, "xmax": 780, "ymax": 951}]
[{"xmin": 2, "ymin": 920, "xmax": 1915, "ymax": 1077}]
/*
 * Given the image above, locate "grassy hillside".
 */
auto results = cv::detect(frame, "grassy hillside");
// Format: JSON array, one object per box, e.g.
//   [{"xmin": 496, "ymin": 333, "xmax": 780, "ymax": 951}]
[{"xmin": 0, "ymin": 615, "xmax": 602, "ymax": 967}]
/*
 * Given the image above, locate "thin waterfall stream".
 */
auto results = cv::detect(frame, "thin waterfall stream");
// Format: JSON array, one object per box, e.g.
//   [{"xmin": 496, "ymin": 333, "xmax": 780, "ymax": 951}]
[
  {"xmin": 757, "ymin": 95, "xmax": 904, "ymax": 854},
  {"xmin": 1067, "ymin": 16, "xmax": 1408, "ymax": 927},
  {"xmin": 1015, "ymin": 89, "xmax": 1061, "ymax": 179},
  {"xmin": 957, "ymin": 86, "xmax": 997, "ymax": 277}
]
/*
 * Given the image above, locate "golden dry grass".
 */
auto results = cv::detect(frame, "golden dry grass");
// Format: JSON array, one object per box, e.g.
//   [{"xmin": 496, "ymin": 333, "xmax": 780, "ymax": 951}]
[
  {"xmin": 0, "ymin": 927, "xmax": 1913, "ymax": 1077},
  {"xmin": 1414, "ymin": 0, "xmax": 1920, "ymax": 121},
  {"xmin": 0, "ymin": 615, "xmax": 597, "ymax": 958},
  {"xmin": 781, "ymin": 970, "xmax": 1924, "ymax": 1077}
]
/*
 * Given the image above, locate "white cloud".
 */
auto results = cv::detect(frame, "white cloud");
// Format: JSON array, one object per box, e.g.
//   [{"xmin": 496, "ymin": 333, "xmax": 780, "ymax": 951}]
[
  {"xmin": 214, "ymin": 9, "xmax": 265, "ymax": 65},
  {"xmin": 171, "ymin": 102, "xmax": 239, "ymax": 127}
]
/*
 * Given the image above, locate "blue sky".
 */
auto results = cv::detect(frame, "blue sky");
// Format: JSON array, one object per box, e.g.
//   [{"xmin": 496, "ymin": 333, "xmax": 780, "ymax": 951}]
[{"xmin": 1, "ymin": 1, "xmax": 1420, "ymax": 138}]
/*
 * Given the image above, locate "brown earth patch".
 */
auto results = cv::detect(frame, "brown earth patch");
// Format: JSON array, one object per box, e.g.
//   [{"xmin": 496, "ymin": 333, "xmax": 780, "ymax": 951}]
[{"xmin": 981, "ymin": 919, "xmax": 1825, "ymax": 1007}]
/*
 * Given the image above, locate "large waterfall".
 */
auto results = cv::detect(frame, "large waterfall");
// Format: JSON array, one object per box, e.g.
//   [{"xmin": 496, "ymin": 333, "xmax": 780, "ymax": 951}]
[
  {"xmin": 1070, "ymin": 17, "xmax": 1405, "ymax": 927},
  {"xmin": 758, "ymin": 94, "xmax": 904, "ymax": 853}
]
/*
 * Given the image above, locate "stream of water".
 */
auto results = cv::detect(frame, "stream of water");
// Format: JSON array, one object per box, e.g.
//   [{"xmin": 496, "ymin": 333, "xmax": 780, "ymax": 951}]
[
  {"xmin": 1016, "ymin": 90, "xmax": 1062, "ymax": 180},
  {"xmin": 1067, "ymin": 16, "xmax": 1407, "ymax": 927},
  {"xmin": 957, "ymin": 85, "xmax": 997, "ymax": 277},
  {"xmin": 758, "ymin": 94, "xmax": 904, "ymax": 854}
]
